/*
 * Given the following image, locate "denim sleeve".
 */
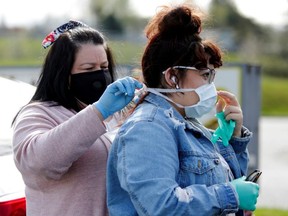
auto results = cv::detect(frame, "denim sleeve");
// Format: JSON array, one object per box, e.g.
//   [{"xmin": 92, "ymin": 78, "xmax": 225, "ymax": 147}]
[
  {"xmin": 230, "ymin": 126, "xmax": 252, "ymax": 176},
  {"xmin": 216, "ymin": 126, "xmax": 252, "ymax": 178},
  {"xmin": 230, "ymin": 126, "xmax": 253, "ymax": 154},
  {"xmin": 115, "ymin": 120, "xmax": 238, "ymax": 215}
]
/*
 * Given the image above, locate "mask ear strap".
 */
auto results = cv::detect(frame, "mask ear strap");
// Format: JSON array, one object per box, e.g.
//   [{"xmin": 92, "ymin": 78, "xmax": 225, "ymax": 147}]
[
  {"xmin": 146, "ymin": 88, "xmax": 185, "ymax": 108},
  {"xmin": 147, "ymin": 87, "xmax": 196, "ymax": 93}
]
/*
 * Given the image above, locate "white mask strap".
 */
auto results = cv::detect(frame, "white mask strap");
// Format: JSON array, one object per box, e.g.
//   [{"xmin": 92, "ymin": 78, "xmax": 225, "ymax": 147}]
[
  {"xmin": 146, "ymin": 88, "xmax": 196, "ymax": 93},
  {"xmin": 146, "ymin": 88, "xmax": 188, "ymax": 108},
  {"xmin": 145, "ymin": 84, "xmax": 213, "ymax": 109}
]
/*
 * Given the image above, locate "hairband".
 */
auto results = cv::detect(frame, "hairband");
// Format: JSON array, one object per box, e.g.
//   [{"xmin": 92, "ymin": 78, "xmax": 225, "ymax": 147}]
[{"xmin": 42, "ymin": 20, "xmax": 88, "ymax": 49}]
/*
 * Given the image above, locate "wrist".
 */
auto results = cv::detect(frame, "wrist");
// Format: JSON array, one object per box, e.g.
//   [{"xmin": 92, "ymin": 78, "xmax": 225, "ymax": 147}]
[
  {"xmin": 233, "ymin": 130, "xmax": 241, "ymax": 137},
  {"xmin": 93, "ymin": 102, "xmax": 110, "ymax": 120}
]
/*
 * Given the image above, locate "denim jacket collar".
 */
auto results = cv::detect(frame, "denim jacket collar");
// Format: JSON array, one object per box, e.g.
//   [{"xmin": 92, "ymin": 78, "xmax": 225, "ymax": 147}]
[{"xmin": 144, "ymin": 92, "xmax": 210, "ymax": 135}]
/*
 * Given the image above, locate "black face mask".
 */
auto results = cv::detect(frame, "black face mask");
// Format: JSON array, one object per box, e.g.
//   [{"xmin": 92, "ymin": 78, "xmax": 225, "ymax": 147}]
[{"xmin": 70, "ymin": 69, "xmax": 112, "ymax": 105}]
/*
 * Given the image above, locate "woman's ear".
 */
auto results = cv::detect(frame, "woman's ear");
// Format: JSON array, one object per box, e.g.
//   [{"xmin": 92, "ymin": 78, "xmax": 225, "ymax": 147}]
[{"xmin": 163, "ymin": 67, "xmax": 177, "ymax": 87}]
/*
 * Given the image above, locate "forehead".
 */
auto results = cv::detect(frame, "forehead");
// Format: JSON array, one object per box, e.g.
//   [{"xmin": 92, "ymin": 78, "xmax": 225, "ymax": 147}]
[{"xmin": 74, "ymin": 43, "xmax": 107, "ymax": 64}]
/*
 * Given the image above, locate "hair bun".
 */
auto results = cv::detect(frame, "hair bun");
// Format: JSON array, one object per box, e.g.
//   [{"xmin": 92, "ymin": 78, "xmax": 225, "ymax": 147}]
[{"xmin": 158, "ymin": 5, "xmax": 202, "ymax": 38}]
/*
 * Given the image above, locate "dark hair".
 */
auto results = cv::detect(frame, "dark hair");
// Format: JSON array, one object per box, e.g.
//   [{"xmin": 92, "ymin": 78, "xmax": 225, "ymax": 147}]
[
  {"xmin": 32, "ymin": 26, "xmax": 116, "ymax": 112},
  {"xmin": 141, "ymin": 4, "xmax": 222, "ymax": 88}
]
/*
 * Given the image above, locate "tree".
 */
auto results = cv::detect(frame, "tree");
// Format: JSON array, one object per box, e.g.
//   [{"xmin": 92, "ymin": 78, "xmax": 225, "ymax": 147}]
[
  {"xmin": 208, "ymin": 0, "xmax": 268, "ymax": 50},
  {"xmin": 279, "ymin": 25, "xmax": 288, "ymax": 58},
  {"xmin": 90, "ymin": 0, "xmax": 146, "ymax": 34}
]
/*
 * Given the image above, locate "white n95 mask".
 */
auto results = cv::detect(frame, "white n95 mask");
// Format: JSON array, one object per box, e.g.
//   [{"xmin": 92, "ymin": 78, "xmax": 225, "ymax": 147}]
[{"xmin": 147, "ymin": 83, "xmax": 218, "ymax": 118}]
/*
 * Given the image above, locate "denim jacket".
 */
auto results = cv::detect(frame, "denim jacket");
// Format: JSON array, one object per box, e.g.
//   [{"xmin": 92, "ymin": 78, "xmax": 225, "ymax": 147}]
[{"xmin": 107, "ymin": 93, "xmax": 252, "ymax": 216}]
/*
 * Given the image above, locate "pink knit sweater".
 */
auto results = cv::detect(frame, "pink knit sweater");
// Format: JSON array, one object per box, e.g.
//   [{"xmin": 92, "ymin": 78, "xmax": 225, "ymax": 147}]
[{"xmin": 12, "ymin": 102, "xmax": 110, "ymax": 216}]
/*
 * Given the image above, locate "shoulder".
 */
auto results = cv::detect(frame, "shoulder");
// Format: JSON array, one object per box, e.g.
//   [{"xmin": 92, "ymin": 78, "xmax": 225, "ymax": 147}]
[
  {"xmin": 15, "ymin": 101, "xmax": 76, "ymax": 126},
  {"xmin": 119, "ymin": 103, "xmax": 181, "ymax": 137},
  {"xmin": 125, "ymin": 101, "xmax": 166, "ymax": 126},
  {"xmin": 20, "ymin": 101, "xmax": 74, "ymax": 114}
]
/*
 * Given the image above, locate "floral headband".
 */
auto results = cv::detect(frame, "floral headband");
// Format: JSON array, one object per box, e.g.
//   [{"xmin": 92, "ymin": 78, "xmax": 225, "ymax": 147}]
[{"xmin": 42, "ymin": 20, "xmax": 88, "ymax": 49}]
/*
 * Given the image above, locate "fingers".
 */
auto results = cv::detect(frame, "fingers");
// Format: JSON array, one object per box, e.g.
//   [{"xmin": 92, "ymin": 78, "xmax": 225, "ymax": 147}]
[
  {"xmin": 216, "ymin": 90, "xmax": 242, "ymax": 120},
  {"xmin": 113, "ymin": 77, "xmax": 143, "ymax": 96},
  {"xmin": 115, "ymin": 77, "xmax": 134, "ymax": 96},
  {"xmin": 223, "ymin": 105, "xmax": 243, "ymax": 121},
  {"xmin": 217, "ymin": 90, "xmax": 240, "ymax": 107},
  {"xmin": 216, "ymin": 90, "xmax": 243, "ymax": 137},
  {"xmin": 134, "ymin": 79, "xmax": 143, "ymax": 89},
  {"xmin": 216, "ymin": 97, "xmax": 225, "ymax": 113},
  {"xmin": 222, "ymin": 104, "xmax": 243, "ymax": 135}
]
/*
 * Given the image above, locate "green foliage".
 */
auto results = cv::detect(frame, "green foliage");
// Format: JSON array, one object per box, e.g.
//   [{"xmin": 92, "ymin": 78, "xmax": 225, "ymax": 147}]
[
  {"xmin": 260, "ymin": 56, "xmax": 288, "ymax": 78},
  {"xmin": 209, "ymin": 0, "xmax": 267, "ymax": 46},
  {"xmin": 89, "ymin": 0, "xmax": 142, "ymax": 35},
  {"xmin": 261, "ymin": 76, "xmax": 288, "ymax": 116},
  {"xmin": 278, "ymin": 26, "xmax": 288, "ymax": 58},
  {"xmin": 101, "ymin": 15, "xmax": 124, "ymax": 34},
  {"xmin": 255, "ymin": 208, "xmax": 288, "ymax": 216}
]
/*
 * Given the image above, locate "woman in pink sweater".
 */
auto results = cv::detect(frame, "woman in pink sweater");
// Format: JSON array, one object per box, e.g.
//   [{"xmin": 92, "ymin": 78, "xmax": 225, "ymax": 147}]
[{"xmin": 12, "ymin": 20, "xmax": 142, "ymax": 216}]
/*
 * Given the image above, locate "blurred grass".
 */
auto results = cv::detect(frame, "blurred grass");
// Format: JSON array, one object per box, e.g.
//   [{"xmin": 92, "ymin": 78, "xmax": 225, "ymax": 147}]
[
  {"xmin": 255, "ymin": 208, "xmax": 288, "ymax": 215},
  {"xmin": 0, "ymin": 38, "xmax": 145, "ymax": 66},
  {"xmin": 261, "ymin": 76, "xmax": 288, "ymax": 116},
  {"xmin": 0, "ymin": 37, "xmax": 44, "ymax": 66},
  {"xmin": 109, "ymin": 40, "xmax": 144, "ymax": 65}
]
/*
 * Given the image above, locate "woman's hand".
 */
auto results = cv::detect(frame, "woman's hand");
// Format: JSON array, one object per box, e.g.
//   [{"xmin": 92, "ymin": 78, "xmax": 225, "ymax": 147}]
[
  {"xmin": 216, "ymin": 90, "xmax": 243, "ymax": 137},
  {"xmin": 94, "ymin": 77, "xmax": 143, "ymax": 120}
]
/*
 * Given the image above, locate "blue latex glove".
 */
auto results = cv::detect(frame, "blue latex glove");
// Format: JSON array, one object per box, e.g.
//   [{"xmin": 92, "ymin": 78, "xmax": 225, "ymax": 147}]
[
  {"xmin": 211, "ymin": 111, "xmax": 236, "ymax": 147},
  {"xmin": 94, "ymin": 77, "xmax": 143, "ymax": 119},
  {"xmin": 230, "ymin": 176, "xmax": 260, "ymax": 211}
]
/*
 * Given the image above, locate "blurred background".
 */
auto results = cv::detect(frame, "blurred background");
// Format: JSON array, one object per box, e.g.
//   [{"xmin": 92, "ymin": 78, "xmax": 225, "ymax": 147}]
[
  {"xmin": 0, "ymin": 0, "xmax": 288, "ymax": 116},
  {"xmin": 0, "ymin": 0, "xmax": 288, "ymax": 215}
]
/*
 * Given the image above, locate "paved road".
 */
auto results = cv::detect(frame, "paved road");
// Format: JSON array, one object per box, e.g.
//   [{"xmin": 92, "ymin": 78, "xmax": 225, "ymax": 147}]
[{"xmin": 257, "ymin": 117, "xmax": 288, "ymax": 210}]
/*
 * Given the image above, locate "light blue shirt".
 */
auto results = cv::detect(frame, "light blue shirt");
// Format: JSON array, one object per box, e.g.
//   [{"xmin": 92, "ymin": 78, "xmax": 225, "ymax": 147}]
[{"xmin": 107, "ymin": 93, "xmax": 252, "ymax": 216}]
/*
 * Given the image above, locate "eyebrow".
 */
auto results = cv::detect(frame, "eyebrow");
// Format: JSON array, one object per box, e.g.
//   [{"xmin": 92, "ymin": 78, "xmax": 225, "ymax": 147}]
[{"xmin": 79, "ymin": 61, "xmax": 109, "ymax": 67}]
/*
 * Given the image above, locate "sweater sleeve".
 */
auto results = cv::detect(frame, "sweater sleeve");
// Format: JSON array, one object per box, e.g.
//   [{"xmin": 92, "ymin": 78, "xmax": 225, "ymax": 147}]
[{"xmin": 12, "ymin": 102, "xmax": 107, "ymax": 180}]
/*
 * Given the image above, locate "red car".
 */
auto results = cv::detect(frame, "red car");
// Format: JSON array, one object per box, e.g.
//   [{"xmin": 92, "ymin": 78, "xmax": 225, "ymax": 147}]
[
  {"xmin": 0, "ymin": 76, "xmax": 35, "ymax": 216},
  {"xmin": 0, "ymin": 155, "xmax": 26, "ymax": 215}
]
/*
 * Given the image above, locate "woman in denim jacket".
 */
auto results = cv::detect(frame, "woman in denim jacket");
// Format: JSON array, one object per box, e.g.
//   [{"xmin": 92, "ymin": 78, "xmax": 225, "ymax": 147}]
[{"xmin": 107, "ymin": 3, "xmax": 259, "ymax": 216}]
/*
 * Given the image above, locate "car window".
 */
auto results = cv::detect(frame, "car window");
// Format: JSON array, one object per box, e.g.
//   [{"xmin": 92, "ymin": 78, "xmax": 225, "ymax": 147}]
[
  {"xmin": 0, "ymin": 139, "xmax": 12, "ymax": 156},
  {"xmin": 0, "ymin": 77, "xmax": 35, "ymax": 156}
]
